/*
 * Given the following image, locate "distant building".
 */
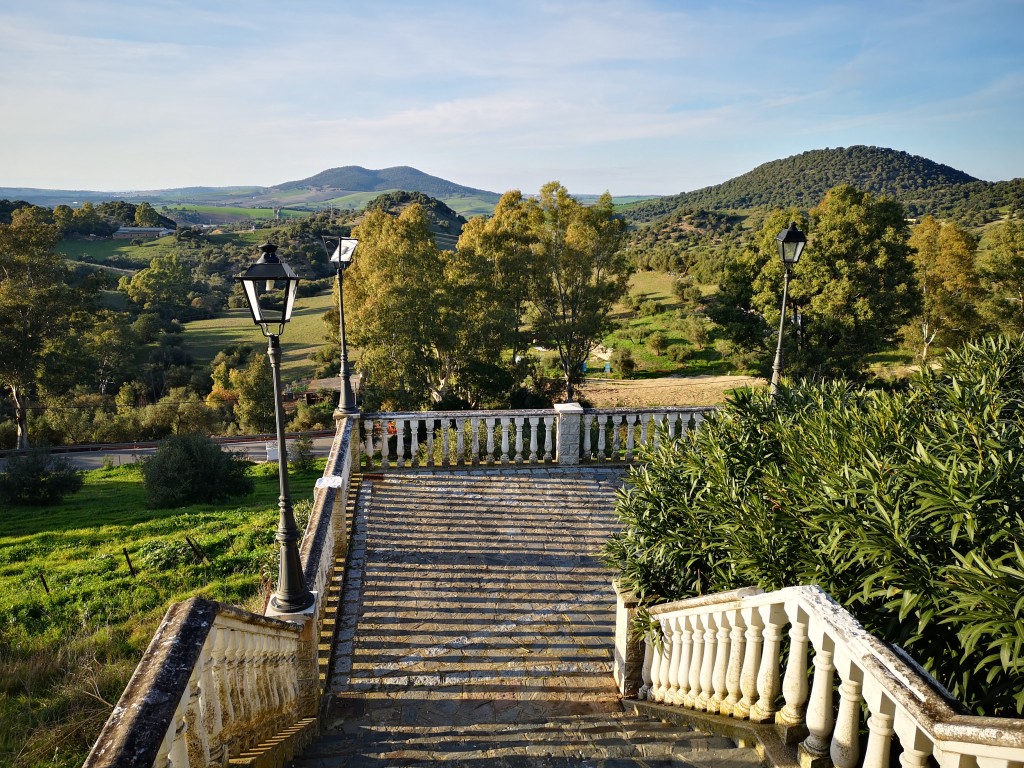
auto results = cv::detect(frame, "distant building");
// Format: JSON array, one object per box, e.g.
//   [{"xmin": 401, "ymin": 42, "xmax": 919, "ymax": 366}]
[{"xmin": 113, "ymin": 226, "xmax": 175, "ymax": 240}]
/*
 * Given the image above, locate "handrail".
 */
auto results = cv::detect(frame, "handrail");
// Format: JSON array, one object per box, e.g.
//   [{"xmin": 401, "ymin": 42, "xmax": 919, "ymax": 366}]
[{"xmin": 615, "ymin": 584, "xmax": 1024, "ymax": 767}]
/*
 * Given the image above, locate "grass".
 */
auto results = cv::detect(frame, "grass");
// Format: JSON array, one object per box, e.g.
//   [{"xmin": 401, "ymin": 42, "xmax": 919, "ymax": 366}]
[
  {"xmin": 183, "ymin": 290, "xmax": 334, "ymax": 381},
  {"xmin": 0, "ymin": 459, "xmax": 326, "ymax": 768},
  {"xmin": 59, "ymin": 235, "xmax": 179, "ymax": 268},
  {"xmin": 161, "ymin": 205, "xmax": 308, "ymax": 222}
]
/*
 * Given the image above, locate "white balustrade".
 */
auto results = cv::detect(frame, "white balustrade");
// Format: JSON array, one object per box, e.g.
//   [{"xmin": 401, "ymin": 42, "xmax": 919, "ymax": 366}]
[{"xmin": 636, "ymin": 585, "xmax": 1024, "ymax": 767}]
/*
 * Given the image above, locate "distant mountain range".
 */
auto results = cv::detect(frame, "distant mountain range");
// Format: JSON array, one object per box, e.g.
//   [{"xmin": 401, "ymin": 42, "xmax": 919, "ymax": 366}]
[{"xmin": 3, "ymin": 148, "xmax": 1022, "ymax": 226}]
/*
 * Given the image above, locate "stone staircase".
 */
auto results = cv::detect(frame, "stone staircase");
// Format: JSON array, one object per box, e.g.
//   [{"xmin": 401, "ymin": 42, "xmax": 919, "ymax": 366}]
[{"xmin": 292, "ymin": 468, "xmax": 765, "ymax": 767}]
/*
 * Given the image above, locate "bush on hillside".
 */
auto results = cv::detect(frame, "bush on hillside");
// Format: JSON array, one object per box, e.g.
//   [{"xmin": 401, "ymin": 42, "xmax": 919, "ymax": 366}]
[
  {"xmin": 605, "ymin": 335, "xmax": 1024, "ymax": 715},
  {"xmin": 142, "ymin": 433, "xmax": 253, "ymax": 508},
  {"xmin": 610, "ymin": 348, "xmax": 636, "ymax": 377},
  {"xmin": 0, "ymin": 446, "xmax": 83, "ymax": 505}
]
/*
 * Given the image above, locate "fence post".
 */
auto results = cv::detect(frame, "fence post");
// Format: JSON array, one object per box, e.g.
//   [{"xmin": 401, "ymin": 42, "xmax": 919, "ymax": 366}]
[{"xmin": 553, "ymin": 403, "xmax": 583, "ymax": 465}]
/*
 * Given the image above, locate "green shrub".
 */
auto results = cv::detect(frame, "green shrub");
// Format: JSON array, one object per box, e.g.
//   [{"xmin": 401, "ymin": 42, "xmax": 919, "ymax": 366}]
[
  {"xmin": 606, "ymin": 335, "xmax": 1024, "ymax": 715},
  {"xmin": 638, "ymin": 299, "xmax": 660, "ymax": 317},
  {"xmin": 289, "ymin": 434, "xmax": 316, "ymax": 472},
  {"xmin": 142, "ymin": 433, "xmax": 254, "ymax": 508},
  {"xmin": 666, "ymin": 343, "xmax": 691, "ymax": 363},
  {"xmin": 0, "ymin": 446, "xmax": 83, "ymax": 505},
  {"xmin": 647, "ymin": 331, "xmax": 668, "ymax": 356},
  {"xmin": 610, "ymin": 348, "xmax": 636, "ymax": 377}
]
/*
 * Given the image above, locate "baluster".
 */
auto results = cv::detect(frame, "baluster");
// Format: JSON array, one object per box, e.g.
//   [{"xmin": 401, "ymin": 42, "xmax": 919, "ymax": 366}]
[
  {"xmin": 500, "ymin": 417, "xmax": 511, "ymax": 463},
  {"xmin": 710, "ymin": 611, "xmax": 731, "ymax": 713},
  {"xmin": 262, "ymin": 633, "xmax": 280, "ymax": 715},
  {"xmin": 426, "ymin": 418, "xmax": 436, "ymax": 466},
  {"xmin": 583, "ymin": 414, "xmax": 593, "ymax": 460},
  {"xmin": 380, "ymin": 421, "xmax": 391, "ymax": 470},
  {"xmin": 734, "ymin": 608, "xmax": 763, "ymax": 719},
  {"xmin": 640, "ymin": 412, "xmax": 650, "ymax": 446},
  {"xmin": 167, "ymin": 693, "xmax": 191, "ymax": 768},
  {"xmin": 673, "ymin": 614, "xmax": 694, "ymax": 705},
  {"xmin": 639, "ymin": 635, "xmax": 655, "ymax": 700},
  {"xmin": 624, "ymin": 413, "xmax": 637, "ymax": 460},
  {"xmin": 722, "ymin": 609, "xmax": 746, "ymax": 716},
  {"xmin": 410, "ymin": 418, "xmax": 421, "ymax": 467},
  {"xmin": 528, "ymin": 416, "xmax": 540, "ymax": 461},
  {"xmin": 893, "ymin": 717, "xmax": 931, "ymax": 768},
  {"xmin": 596, "ymin": 414, "xmax": 608, "ymax": 460},
  {"xmin": 666, "ymin": 615, "xmax": 685, "ymax": 705},
  {"xmin": 395, "ymin": 419, "xmax": 406, "ymax": 467},
  {"xmin": 800, "ymin": 638, "xmax": 836, "ymax": 762},
  {"xmin": 485, "ymin": 417, "xmax": 496, "ymax": 464},
  {"xmin": 651, "ymin": 413, "xmax": 662, "ymax": 449},
  {"xmin": 471, "ymin": 417, "xmax": 481, "ymax": 464},
  {"xmin": 155, "ymin": 712, "xmax": 176, "ymax": 768},
  {"xmin": 750, "ymin": 604, "xmax": 785, "ymax": 722},
  {"xmin": 199, "ymin": 636, "xmax": 224, "ymax": 766},
  {"xmin": 665, "ymin": 412, "xmax": 678, "ymax": 440},
  {"xmin": 184, "ymin": 670, "xmax": 208, "ymax": 767},
  {"xmin": 456, "ymin": 418, "xmax": 465, "ymax": 465},
  {"xmin": 684, "ymin": 613, "xmax": 704, "ymax": 708},
  {"xmin": 362, "ymin": 420, "xmax": 374, "ymax": 469},
  {"xmin": 514, "ymin": 416, "xmax": 525, "ymax": 463},
  {"xmin": 778, "ymin": 605, "xmax": 810, "ymax": 729},
  {"xmin": 831, "ymin": 667, "xmax": 864, "ymax": 768},
  {"xmin": 611, "ymin": 414, "xmax": 622, "ymax": 459},
  {"xmin": 648, "ymin": 631, "xmax": 666, "ymax": 703},
  {"xmin": 543, "ymin": 415, "xmax": 554, "ymax": 461},
  {"xmin": 441, "ymin": 419, "xmax": 451, "ymax": 466},
  {"xmin": 863, "ymin": 703, "xmax": 895, "ymax": 768},
  {"xmin": 226, "ymin": 629, "xmax": 246, "ymax": 729},
  {"xmin": 656, "ymin": 617, "xmax": 673, "ymax": 702},
  {"xmin": 696, "ymin": 612, "xmax": 717, "ymax": 710}
]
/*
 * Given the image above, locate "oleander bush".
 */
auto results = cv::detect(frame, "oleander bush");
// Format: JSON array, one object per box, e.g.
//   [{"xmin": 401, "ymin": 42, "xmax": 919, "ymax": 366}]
[{"xmin": 605, "ymin": 335, "xmax": 1024, "ymax": 715}]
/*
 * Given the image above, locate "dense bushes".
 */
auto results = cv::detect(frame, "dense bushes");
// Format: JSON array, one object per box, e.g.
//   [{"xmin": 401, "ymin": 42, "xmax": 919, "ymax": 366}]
[
  {"xmin": 142, "ymin": 433, "xmax": 254, "ymax": 508},
  {"xmin": 606, "ymin": 335, "xmax": 1024, "ymax": 715},
  {"xmin": 0, "ymin": 446, "xmax": 82, "ymax": 504}
]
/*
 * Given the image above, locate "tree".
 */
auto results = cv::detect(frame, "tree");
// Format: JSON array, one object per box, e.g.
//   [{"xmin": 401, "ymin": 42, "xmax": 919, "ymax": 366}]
[
  {"xmin": 905, "ymin": 216, "xmax": 982, "ymax": 362},
  {"xmin": 0, "ymin": 209, "xmax": 86, "ymax": 449},
  {"xmin": 119, "ymin": 252, "xmax": 193, "ymax": 316},
  {"xmin": 710, "ymin": 186, "xmax": 920, "ymax": 380},
  {"xmin": 83, "ymin": 310, "xmax": 142, "ymax": 395},
  {"xmin": 978, "ymin": 218, "xmax": 1024, "ymax": 335},
  {"xmin": 526, "ymin": 183, "xmax": 629, "ymax": 400},
  {"xmin": 134, "ymin": 201, "xmax": 161, "ymax": 227},
  {"xmin": 233, "ymin": 354, "xmax": 276, "ymax": 433}
]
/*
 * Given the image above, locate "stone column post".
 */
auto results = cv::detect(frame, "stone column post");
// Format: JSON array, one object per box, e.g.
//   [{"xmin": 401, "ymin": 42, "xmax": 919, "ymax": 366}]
[
  {"xmin": 613, "ymin": 579, "xmax": 643, "ymax": 697},
  {"xmin": 554, "ymin": 402, "xmax": 583, "ymax": 465}
]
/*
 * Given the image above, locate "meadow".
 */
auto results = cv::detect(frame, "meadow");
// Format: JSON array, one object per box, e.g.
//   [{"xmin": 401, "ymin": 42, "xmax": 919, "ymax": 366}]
[{"xmin": 0, "ymin": 459, "xmax": 325, "ymax": 768}]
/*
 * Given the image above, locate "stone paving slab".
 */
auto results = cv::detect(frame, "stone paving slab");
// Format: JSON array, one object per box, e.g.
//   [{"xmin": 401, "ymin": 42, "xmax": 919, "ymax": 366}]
[{"xmin": 295, "ymin": 468, "xmax": 763, "ymax": 768}]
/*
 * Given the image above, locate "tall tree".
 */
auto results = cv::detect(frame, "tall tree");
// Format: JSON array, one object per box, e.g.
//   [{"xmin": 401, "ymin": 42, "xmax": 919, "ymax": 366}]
[
  {"xmin": 905, "ymin": 216, "xmax": 981, "ymax": 362},
  {"xmin": 0, "ymin": 209, "xmax": 84, "ymax": 449},
  {"xmin": 977, "ymin": 218, "xmax": 1024, "ymax": 335},
  {"xmin": 119, "ymin": 252, "xmax": 194, "ymax": 316},
  {"xmin": 526, "ymin": 183, "xmax": 629, "ymax": 401}
]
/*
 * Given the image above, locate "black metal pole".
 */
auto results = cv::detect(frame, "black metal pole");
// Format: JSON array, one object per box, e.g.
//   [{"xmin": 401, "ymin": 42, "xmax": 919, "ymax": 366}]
[
  {"xmin": 337, "ymin": 264, "xmax": 357, "ymax": 415},
  {"xmin": 267, "ymin": 334, "xmax": 315, "ymax": 613},
  {"xmin": 770, "ymin": 265, "xmax": 791, "ymax": 396}
]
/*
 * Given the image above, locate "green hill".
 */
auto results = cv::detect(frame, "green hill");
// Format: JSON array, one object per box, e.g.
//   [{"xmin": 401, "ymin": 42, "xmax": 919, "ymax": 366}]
[{"xmin": 622, "ymin": 146, "xmax": 1023, "ymax": 226}]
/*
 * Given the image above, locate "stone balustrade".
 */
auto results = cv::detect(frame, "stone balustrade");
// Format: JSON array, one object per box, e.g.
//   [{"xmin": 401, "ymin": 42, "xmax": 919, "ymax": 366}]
[
  {"xmin": 614, "ymin": 584, "xmax": 1024, "ymax": 768},
  {"xmin": 82, "ymin": 599, "xmax": 302, "ymax": 768},
  {"xmin": 358, "ymin": 405, "xmax": 713, "ymax": 469},
  {"xmin": 84, "ymin": 418, "xmax": 359, "ymax": 766}
]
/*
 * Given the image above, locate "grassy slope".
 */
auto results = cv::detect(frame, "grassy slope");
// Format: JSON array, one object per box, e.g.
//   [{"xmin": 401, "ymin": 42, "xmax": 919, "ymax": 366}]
[
  {"xmin": 183, "ymin": 290, "xmax": 334, "ymax": 381},
  {"xmin": 0, "ymin": 460, "xmax": 326, "ymax": 768},
  {"xmin": 59, "ymin": 234, "xmax": 179, "ymax": 268}
]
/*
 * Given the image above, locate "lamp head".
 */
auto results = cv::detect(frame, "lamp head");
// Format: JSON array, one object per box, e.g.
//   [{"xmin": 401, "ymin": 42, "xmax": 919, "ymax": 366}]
[
  {"xmin": 235, "ymin": 242, "xmax": 300, "ymax": 337},
  {"xmin": 776, "ymin": 222, "xmax": 807, "ymax": 266}
]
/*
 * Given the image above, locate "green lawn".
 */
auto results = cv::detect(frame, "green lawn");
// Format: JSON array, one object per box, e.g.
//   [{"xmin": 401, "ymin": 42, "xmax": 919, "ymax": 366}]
[
  {"xmin": 0, "ymin": 459, "xmax": 325, "ymax": 768},
  {"xmin": 162, "ymin": 204, "xmax": 308, "ymax": 221},
  {"xmin": 183, "ymin": 290, "xmax": 334, "ymax": 381},
  {"xmin": 59, "ymin": 235, "xmax": 179, "ymax": 268}
]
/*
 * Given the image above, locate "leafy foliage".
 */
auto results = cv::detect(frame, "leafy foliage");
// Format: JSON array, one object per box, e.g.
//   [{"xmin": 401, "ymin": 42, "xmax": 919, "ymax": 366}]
[
  {"xmin": 142, "ymin": 433, "xmax": 254, "ymax": 508},
  {"xmin": 606, "ymin": 335, "xmax": 1024, "ymax": 714},
  {"xmin": 0, "ymin": 446, "xmax": 82, "ymax": 505}
]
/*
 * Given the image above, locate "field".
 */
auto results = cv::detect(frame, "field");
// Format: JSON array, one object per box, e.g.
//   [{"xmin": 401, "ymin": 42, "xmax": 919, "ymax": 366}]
[
  {"xmin": 580, "ymin": 373, "xmax": 763, "ymax": 407},
  {"xmin": 0, "ymin": 459, "xmax": 326, "ymax": 768},
  {"xmin": 161, "ymin": 204, "xmax": 308, "ymax": 224},
  {"xmin": 183, "ymin": 290, "xmax": 335, "ymax": 381},
  {"xmin": 59, "ymin": 234, "xmax": 178, "ymax": 268}
]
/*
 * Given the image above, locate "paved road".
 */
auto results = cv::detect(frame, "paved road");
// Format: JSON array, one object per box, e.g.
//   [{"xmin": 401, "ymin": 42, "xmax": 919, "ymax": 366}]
[{"xmin": 0, "ymin": 435, "xmax": 337, "ymax": 471}]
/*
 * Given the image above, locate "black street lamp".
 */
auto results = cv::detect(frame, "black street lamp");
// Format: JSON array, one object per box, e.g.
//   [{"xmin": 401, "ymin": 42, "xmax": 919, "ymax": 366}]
[
  {"xmin": 324, "ymin": 237, "xmax": 359, "ymax": 416},
  {"xmin": 770, "ymin": 222, "xmax": 808, "ymax": 396},
  {"xmin": 236, "ymin": 242, "xmax": 314, "ymax": 614}
]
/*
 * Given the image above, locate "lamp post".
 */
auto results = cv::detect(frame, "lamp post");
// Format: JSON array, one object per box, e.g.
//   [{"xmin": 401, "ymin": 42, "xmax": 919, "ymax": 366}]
[
  {"xmin": 324, "ymin": 237, "xmax": 359, "ymax": 415},
  {"xmin": 769, "ymin": 222, "xmax": 808, "ymax": 396},
  {"xmin": 235, "ymin": 243, "xmax": 314, "ymax": 614}
]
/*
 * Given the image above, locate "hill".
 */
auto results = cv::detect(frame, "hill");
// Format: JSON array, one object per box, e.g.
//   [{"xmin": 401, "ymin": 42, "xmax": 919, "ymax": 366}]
[
  {"xmin": 622, "ymin": 146, "xmax": 1022, "ymax": 226},
  {"xmin": 277, "ymin": 165, "xmax": 496, "ymax": 200}
]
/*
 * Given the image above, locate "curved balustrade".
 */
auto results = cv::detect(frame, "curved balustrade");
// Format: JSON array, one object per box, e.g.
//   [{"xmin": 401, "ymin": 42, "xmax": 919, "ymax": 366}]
[
  {"xmin": 83, "ymin": 599, "xmax": 302, "ymax": 768},
  {"xmin": 625, "ymin": 585, "xmax": 1024, "ymax": 768}
]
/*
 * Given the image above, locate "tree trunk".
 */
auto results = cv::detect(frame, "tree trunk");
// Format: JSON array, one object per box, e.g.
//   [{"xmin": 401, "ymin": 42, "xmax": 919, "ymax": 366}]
[{"xmin": 10, "ymin": 384, "xmax": 29, "ymax": 451}]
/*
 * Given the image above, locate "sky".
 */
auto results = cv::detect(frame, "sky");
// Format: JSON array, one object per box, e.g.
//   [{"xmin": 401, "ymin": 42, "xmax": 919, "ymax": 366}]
[{"xmin": 1, "ymin": 0, "xmax": 1022, "ymax": 196}]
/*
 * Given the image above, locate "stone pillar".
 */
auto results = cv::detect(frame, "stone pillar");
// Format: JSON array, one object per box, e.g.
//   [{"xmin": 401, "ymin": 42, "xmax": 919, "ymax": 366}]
[
  {"xmin": 554, "ymin": 402, "xmax": 583, "ymax": 465},
  {"xmin": 266, "ymin": 593, "xmax": 319, "ymax": 717},
  {"xmin": 612, "ymin": 579, "xmax": 643, "ymax": 697}
]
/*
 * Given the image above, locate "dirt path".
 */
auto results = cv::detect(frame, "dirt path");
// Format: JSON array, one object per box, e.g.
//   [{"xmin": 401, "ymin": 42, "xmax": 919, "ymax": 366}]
[{"xmin": 579, "ymin": 374, "xmax": 764, "ymax": 407}]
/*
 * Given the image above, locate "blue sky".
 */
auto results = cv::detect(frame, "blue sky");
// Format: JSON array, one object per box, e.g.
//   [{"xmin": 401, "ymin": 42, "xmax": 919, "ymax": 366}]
[{"xmin": 1, "ymin": 0, "xmax": 1022, "ymax": 195}]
